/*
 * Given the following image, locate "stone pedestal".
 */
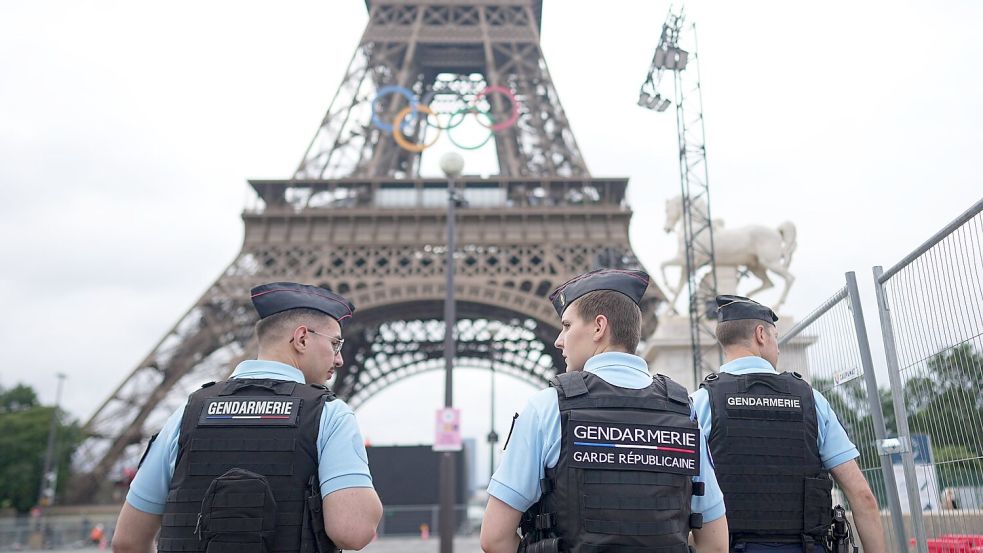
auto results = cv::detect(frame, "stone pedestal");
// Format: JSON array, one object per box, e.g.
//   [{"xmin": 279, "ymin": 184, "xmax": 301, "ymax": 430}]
[
  {"xmin": 642, "ymin": 314, "xmax": 816, "ymax": 392},
  {"xmin": 714, "ymin": 265, "xmax": 740, "ymax": 296}
]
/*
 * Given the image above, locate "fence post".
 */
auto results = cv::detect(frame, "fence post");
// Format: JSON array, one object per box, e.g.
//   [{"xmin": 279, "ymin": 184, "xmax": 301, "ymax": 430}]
[
  {"xmin": 872, "ymin": 265, "xmax": 929, "ymax": 553},
  {"xmin": 845, "ymin": 271, "xmax": 908, "ymax": 549}
]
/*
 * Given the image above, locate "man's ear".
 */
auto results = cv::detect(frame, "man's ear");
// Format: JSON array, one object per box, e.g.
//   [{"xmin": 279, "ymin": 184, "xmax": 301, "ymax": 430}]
[
  {"xmin": 290, "ymin": 326, "xmax": 309, "ymax": 351},
  {"xmin": 593, "ymin": 314, "xmax": 609, "ymax": 341},
  {"xmin": 754, "ymin": 324, "xmax": 767, "ymax": 346}
]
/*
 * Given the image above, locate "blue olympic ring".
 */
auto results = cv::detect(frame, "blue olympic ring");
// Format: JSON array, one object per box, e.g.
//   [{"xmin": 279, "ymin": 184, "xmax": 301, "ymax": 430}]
[{"xmin": 371, "ymin": 85, "xmax": 418, "ymax": 133}]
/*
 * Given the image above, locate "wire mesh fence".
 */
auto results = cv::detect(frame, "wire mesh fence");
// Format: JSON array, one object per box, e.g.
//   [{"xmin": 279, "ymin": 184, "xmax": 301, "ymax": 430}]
[
  {"xmin": 874, "ymin": 197, "xmax": 983, "ymax": 547},
  {"xmin": 0, "ymin": 505, "xmax": 478, "ymax": 551},
  {"xmin": 0, "ymin": 514, "xmax": 116, "ymax": 551},
  {"xmin": 779, "ymin": 273, "xmax": 905, "ymax": 552},
  {"xmin": 375, "ymin": 504, "xmax": 475, "ymax": 537}
]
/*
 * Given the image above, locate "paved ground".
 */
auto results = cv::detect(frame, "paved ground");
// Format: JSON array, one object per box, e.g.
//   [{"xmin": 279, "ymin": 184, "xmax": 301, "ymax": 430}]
[
  {"xmin": 33, "ymin": 536, "xmax": 482, "ymax": 553},
  {"xmin": 367, "ymin": 536, "xmax": 481, "ymax": 552}
]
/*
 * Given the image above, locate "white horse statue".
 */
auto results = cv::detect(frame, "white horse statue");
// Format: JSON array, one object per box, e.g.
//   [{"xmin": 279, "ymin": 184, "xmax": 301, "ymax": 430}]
[{"xmin": 660, "ymin": 195, "xmax": 797, "ymax": 312}]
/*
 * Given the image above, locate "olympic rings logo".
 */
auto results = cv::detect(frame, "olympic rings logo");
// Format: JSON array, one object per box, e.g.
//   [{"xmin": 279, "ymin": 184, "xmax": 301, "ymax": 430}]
[{"xmin": 370, "ymin": 85, "xmax": 520, "ymax": 152}]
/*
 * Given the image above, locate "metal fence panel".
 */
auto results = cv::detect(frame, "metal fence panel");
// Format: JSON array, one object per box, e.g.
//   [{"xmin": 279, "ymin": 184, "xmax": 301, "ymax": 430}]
[
  {"xmin": 375, "ymin": 504, "xmax": 473, "ymax": 537},
  {"xmin": 873, "ymin": 197, "xmax": 983, "ymax": 547},
  {"xmin": 0, "ymin": 514, "xmax": 117, "ymax": 551},
  {"xmin": 779, "ymin": 273, "xmax": 905, "ymax": 552}
]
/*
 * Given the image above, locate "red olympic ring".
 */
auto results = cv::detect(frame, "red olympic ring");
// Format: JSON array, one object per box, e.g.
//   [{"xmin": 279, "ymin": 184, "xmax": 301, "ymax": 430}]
[{"xmin": 474, "ymin": 85, "xmax": 520, "ymax": 131}]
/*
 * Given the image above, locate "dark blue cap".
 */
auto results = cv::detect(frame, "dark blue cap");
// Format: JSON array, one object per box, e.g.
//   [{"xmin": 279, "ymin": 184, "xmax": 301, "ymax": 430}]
[
  {"xmin": 250, "ymin": 282, "xmax": 355, "ymax": 327},
  {"xmin": 715, "ymin": 294, "xmax": 778, "ymax": 325},
  {"xmin": 548, "ymin": 269, "xmax": 650, "ymax": 317}
]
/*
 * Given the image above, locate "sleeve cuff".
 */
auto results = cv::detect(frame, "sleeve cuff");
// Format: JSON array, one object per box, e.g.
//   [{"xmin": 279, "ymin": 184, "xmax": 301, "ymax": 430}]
[
  {"xmin": 824, "ymin": 448, "xmax": 860, "ymax": 470},
  {"xmin": 487, "ymin": 479, "xmax": 534, "ymax": 512},
  {"xmin": 125, "ymin": 490, "xmax": 165, "ymax": 515},
  {"xmin": 699, "ymin": 500, "xmax": 726, "ymax": 523},
  {"xmin": 320, "ymin": 474, "xmax": 374, "ymax": 498}
]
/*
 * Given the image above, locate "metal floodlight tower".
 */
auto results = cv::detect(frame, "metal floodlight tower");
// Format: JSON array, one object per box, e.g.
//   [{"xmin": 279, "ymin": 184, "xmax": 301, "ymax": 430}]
[{"xmin": 638, "ymin": 6, "xmax": 721, "ymax": 383}]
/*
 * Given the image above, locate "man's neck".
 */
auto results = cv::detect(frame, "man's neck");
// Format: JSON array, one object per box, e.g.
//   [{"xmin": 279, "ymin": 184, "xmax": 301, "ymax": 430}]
[
  {"xmin": 722, "ymin": 346, "xmax": 759, "ymax": 364},
  {"xmin": 592, "ymin": 345, "xmax": 632, "ymax": 357},
  {"xmin": 256, "ymin": 350, "xmax": 299, "ymax": 370}
]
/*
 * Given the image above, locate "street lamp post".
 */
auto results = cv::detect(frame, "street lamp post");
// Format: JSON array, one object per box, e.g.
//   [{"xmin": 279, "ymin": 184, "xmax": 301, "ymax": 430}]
[
  {"xmin": 39, "ymin": 373, "xmax": 67, "ymax": 507},
  {"xmin": 488, "ymin": 362, "xmax": 498, "ymax": 481},
  {"xmin": 439, "ymin": 152, "xmax": 464, "ymax": 553}
]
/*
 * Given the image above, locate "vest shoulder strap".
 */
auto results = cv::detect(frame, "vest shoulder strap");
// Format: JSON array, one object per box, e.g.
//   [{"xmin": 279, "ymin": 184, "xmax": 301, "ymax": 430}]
[
  {"xmin": 549, "ymin": 372, "xmax": 589, "ymax": 399},
  {"xmin": 308, "ymin": 383, "xmax": 338, "ymax": 402},
  {"xmin": 658, "ymin": 374, "xmax": 690, "ymax": 407}
]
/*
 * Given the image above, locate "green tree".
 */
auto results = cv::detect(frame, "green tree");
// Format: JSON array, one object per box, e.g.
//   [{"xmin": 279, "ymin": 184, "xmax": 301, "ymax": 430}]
[
  {"xmin": 0, "ymin": 383, "xmax": 83, "ymax": 512},
  {"xmin": 933, "ymin": 445, "xmax": 983, "ymax": 488},
  {"xmin": 902, "ymin": 343, "xmax": 983, "ymax": 487},
  {"xmin": 809, "ymin": 344, "xmax": 983, "ymax": 503},
  {"xmin": 878, "ymin": 388, "xmax": 896, "ymax": 436},
  {"xmin": 0, "ymin": 384, "xmax": 39, "ymax": 413}
]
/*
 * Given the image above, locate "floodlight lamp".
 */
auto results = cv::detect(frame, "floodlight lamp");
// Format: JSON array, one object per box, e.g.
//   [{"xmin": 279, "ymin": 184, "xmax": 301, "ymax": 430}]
[{"xmin": 638, "ymin": 92, "xmax": 667, "ymax": 111}]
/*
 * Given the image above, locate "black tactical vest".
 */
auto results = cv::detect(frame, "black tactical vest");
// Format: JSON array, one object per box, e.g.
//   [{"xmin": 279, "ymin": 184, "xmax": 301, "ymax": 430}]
[
  {"xmin": 701, "ymin": 371, "xmax": 833, "ymax": 547},
  {"xmin": 524, "ymin": 371, "xmax": 704, "ymax": 553},
  {"xmin": 157, "ymin": 378, "xmax": 335, "ymax": 553}
]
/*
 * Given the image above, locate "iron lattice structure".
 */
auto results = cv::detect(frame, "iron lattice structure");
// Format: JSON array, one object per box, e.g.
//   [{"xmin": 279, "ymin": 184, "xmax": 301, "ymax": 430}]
[
  {"xmin": 638, "ymin": 7, "xmax": 720, "ymax": 383},
  {"xmin": 294, "ymin": 0, "xmax": 587, "ymax": 179},
  {"xmin": 70, "ymin": 0, "xmax": 659, "ymax": 502}
]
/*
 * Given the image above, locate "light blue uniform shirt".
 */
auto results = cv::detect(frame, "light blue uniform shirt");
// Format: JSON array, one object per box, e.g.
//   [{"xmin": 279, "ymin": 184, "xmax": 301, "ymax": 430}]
[
  {"xmin": 126, "ymin": 360, "xmax": 373, "ymax": 515},
  {"xmin": 488, "ymin": 352, "xmax": 726, "ymax": 523},
  {"xmin": 689, "ymin": 356, "xmax": 860, "ymax": 470}
]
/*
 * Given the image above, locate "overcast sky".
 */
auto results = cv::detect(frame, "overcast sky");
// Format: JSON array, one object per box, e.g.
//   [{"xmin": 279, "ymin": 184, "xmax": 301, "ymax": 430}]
[{"xmin": 1, "ymin": 1, "xmax": 981, "ymax": 485}]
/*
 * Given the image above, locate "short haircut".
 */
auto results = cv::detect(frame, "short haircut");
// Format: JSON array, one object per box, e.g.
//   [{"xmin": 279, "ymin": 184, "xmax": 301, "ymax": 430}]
[
  {"xmin": 255, "ymin": 308, "xmax": 337, "ymax": 346},
  {"xmin": 572, "ymin": 290, "xmax": 642, "ymax": 352},
  {"xmin": 715, "ymin": 319, "xmax": 767, "ymax": 347}
]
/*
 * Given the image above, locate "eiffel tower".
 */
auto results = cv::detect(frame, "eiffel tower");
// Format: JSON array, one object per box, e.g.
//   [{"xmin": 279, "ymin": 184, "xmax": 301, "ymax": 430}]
[{"xmin": 70, "ymin": 0, "xmax": 662, "ymax": 502}]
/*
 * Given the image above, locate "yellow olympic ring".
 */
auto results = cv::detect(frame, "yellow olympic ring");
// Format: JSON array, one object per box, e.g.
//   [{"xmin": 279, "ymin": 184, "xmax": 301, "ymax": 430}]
[{"xmin": 392, "ymin": 105, "xmax": 442, "ymax": 153}]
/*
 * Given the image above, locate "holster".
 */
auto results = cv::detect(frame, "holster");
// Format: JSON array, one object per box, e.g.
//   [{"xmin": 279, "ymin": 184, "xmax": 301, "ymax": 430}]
[
  {"xmin": 826, "ymin": 504, "xmax": 857, "ymax": 553},
  {"xmin": 518, "ymin": 509, "xmax": 560, "ymax": 553}
]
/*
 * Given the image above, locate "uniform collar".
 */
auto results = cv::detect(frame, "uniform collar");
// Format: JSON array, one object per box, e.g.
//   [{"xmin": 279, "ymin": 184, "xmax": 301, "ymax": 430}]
[
  {"xmin": 584, "ymin": 351, "xmax": 651, "ymax": 378},
  {"xmin": 230, "ymin": 359, "xmax": 307, "ymax": 383},
  {"xmin": 720, "ymin": 355, "xmax": 778, "ymax": 375}
]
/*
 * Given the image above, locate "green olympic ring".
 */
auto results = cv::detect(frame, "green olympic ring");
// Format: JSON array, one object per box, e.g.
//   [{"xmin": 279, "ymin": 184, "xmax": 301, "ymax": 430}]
[{"xmin": 446, "ymin": 107, "xmax": 495, "ymax": 151}]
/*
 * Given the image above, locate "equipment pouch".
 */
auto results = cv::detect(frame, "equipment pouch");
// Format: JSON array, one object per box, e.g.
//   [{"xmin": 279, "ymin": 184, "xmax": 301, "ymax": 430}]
[
  {"xmin": 196, "ymin": 468, "xmax": 277, "ymax": 553},
  {"xmin": 802, "ymin": 474, "xmax": 834, "ymax": 536}
]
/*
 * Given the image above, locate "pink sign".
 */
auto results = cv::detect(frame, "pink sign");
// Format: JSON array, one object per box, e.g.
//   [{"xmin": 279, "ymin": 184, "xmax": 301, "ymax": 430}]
[{"xmin": 433, "ymin": 407, "xmax": 462, "ymax": 451}]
